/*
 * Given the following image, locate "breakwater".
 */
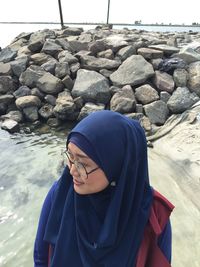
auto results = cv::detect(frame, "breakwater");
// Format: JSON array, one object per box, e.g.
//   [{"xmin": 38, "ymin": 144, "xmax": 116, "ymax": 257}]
[{"xmin": 1, "ymin": 25, "xmax": 200, "ymax": 133}]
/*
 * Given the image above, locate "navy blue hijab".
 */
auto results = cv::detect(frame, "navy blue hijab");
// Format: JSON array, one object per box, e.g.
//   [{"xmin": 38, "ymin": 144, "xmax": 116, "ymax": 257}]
[{"xmin": 44, "ymin": 110, "xmax": 153, "ymax": 267}]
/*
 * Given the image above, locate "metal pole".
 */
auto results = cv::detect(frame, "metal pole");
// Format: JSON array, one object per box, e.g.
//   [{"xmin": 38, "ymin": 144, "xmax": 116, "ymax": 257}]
[
  {"xmin": 106, "ymin": 0, "xmax": 110, "ymax": 25},
  {"xmin": 58, "ymin": 0, "xmax": 64, "ymax": 29}
]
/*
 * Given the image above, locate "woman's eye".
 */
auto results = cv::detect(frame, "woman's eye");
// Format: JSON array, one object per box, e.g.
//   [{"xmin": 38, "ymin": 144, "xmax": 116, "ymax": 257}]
[
  {"xmin": 80, "ymin": 162, "xmax": 90, "ymax": 169},
  {"xmin": 80, "ymin": 162, "xmax": 87, "ymax": 167},
  {"xmin": 68, "ymin": 152, "xmax": 74, "ymax": 159}
]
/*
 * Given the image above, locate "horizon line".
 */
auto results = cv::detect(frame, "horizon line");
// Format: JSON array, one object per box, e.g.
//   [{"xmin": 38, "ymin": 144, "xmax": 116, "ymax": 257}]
[{"xmin": 0, "ymin": 21, "xmax": 199, "ymax": 27}]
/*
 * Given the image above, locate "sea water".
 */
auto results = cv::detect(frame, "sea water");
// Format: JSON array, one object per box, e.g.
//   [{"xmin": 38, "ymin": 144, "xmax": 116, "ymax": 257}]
[{"xmin": 0, "ymin": 125, "xmax": 71, "ymax": 267}]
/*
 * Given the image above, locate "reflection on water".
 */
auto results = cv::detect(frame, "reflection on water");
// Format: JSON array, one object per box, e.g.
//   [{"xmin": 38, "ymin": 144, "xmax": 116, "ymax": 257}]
[{"xmin": 0, "ymin": 125, "xmax": 72, "ymax": 267}]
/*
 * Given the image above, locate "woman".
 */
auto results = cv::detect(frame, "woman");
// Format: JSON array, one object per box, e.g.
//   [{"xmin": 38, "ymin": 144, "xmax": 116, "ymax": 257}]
[{"xmin": 34, "ymin": 110, "xmax": 174, "ymax": 267}]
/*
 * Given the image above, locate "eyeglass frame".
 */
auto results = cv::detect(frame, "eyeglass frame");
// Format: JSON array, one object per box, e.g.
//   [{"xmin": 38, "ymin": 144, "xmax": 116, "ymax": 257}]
[{"xmin": 63, "ymin": 150, "xmax": 100, "ymax": 179}]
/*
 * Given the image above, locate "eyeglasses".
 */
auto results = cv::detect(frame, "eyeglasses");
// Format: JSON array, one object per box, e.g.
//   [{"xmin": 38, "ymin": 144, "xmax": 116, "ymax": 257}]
[{"xmin": 63, "ymin": 150, "xmax": 99, "ymax": 179}]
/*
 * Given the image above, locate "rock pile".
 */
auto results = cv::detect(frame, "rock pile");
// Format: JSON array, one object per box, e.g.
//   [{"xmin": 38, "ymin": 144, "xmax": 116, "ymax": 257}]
[{"xmin": 1, "ymin": 25, "xmax": 200, "ymax": 133}]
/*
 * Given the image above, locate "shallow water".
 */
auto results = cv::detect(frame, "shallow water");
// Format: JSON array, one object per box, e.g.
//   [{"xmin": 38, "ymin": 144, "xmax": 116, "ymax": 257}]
[{"xmin": 0, "ymin": 126, "xmax": 71, "ymax": 267}]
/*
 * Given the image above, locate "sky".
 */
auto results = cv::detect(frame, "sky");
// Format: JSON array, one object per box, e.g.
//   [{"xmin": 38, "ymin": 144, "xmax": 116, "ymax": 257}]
[
  {"xmin": 0, "ymin": 0, "xmax": 200, "ymax": 48},
  {"xmin": 1, "ymin": 0, "xmax": 200, "ymax": 25}
]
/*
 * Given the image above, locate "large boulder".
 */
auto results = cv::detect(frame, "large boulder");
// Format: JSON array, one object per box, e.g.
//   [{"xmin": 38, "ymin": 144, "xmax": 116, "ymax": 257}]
[
  {"xmin": 110, "ymin": 55, "xmax": 154, "ymax": 86},
  {"xmin": 72, "ymin": 69, "xmax": 111, "ymax": 104}
]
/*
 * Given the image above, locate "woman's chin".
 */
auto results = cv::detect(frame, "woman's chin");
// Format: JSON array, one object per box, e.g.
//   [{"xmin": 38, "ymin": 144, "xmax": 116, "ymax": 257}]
[{"xmin": 73, "ymin": 183, "xmax": 88, "ymax": 194}]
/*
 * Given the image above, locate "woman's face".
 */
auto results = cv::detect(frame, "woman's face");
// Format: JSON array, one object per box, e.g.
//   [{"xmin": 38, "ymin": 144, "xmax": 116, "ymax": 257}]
[{"xmin": 67, "ymin": 142, "xmax": 109, "ymax": 195}]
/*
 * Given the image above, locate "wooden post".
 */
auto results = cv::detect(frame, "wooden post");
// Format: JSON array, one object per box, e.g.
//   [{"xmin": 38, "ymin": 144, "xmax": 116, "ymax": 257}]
[
  {"xmin": 106, "ymin": 0, "xmax": 110, "ymax": 25},
  {"xmin": 58, "ymin": 0, "xmax": 64, "ymax": 29}
]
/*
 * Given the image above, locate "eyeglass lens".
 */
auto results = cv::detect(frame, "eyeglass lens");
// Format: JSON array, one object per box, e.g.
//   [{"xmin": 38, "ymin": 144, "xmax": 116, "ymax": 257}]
[{"xmin": 65, "ymin": 151, "xmax": 87, "ymax": 179}]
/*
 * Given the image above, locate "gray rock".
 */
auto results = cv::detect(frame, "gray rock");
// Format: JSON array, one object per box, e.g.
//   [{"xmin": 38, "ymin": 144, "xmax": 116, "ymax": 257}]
[
  {"xmin": 23, "ymin": 106, "xmax": 39, "ymax": 121},
  {"xmin": 89, "ymin": 35, "xmax": 128, "ymax": 54},
  {"xmin": 116, "ymin": 45, "xmax": 136, "ymax": 61},
  {"xmin": 110, "ymin": 55, "xmax": 154, "ymax": 86},
  {"xmin": 55, "ymin": 62, "xmax": 70, "ymax": 79},
  {"xmin": 36, "ymin": 72, "xmax": 64, "ymax": 94},
  {"xmin": 173, "ymin": 68, "xmax": 188, "ymax": 87},
  {"xmin": 0, "ymin": 62, "xmax": 12, "ymax": 76},
  {"xmin": 153, "ymin": 70, "xmax": 175, "ymax": 93},
  {"xmin": 58, "ymin": 51, "xmax": 78, "ymax": 64},
  {"xmin": 28, "ymin": 36, "xmax": 44, "ymax": 53},
  {"xmin": 61, "ymin": 27, "xmax": 83, "ymax": 36},
  {"xmin": 125, "ymin": 112, "xmax": 144, "ymax": 121},
  {"xmin": 10, "ymin": 56, "xmax": 28, "ymax": 77},
  {"xmin": 31, "ymin": 87, "xmax": 44, "ymax": 100},
  {"xmin": 68, "ymin": 40, "xmax": 89, "ymax": 52},
  {"xmin": 70, "ymin": 62, "xmax": 80, "ymax": 78},
  {"xmin": 150, "ymin": 58, "xmax": 163, "ymax": 70},
  {"xmin": 0, "ymin": 103, "xmax": 7, "ymax": 115},
  {"xmin": 167, "ymin": 87, "xmax": 199, "ymax": 113},
  {"xmin": 73, "ymin": 96, "xmax": 84, "ymax": 109},
  {"xmin": 136, "ymin": 104, "xmax": 143, "ymax": 114},
  {"xmin": 53, "ymin": 91, "xmax": 77, "ymax": 120},
  {"xmin": 174, "ymin": 46, "xmax": 200, "ymax": 64},
  {"xmin": 16, "ymin": 95, "xmax": 41, "ymax": 109},
  {"xmin": 38, "ymin": 104, "xmax": 54, "ymax": 120},
  {"xmin": 55, "ymin": 38, "xmax": 73, "ymax": 52},
  {"xmin": 17, "ymin": 45, "xmax": 31, "ymax": 57},
  {"xmin": 13, "ymin": 86, "xmax": 31, "ymax": 98},
  {"xmin": 1, "ymin": 119, "xmax": 20, "ymax": 133},
  {"xmin": 135, "ymin": 84, "xmax": 159, "ymax": 104},
  {"xmin": 45, "ymin": 95, "xmax": 56, "ymax": 106},
  {"xmin": 110, "ymin": 85, "xmax": 136, "ymax": 113},
  {"xmin": 78, "ymin": 33, "xmax": 93, "ymax": 43},
  {"xmin": 62, "ymin": 75, "xmax": 74, "ymax": 90},
  {"xmin": 41, "ymin": 40, "xmax": 63, "ymax": 56},
  {"xmin": 187, "ymin": 61, "xmax": 200, "ymax": 96},
  {"xmin": 41, "ymin": 60, "xmax": 56, "ymax": 74},
  {"xmin": 77, "ymin": 102, "xmax": 105, "ymax": 121},
  {"xmin": 0, "ymin": 94, "xmax": 15, "ymax": 105},
  {"xmin": 1, "ymin": 110, "xmax": 23, "ymax": 122},
  {"xmin": 19, "ymin": 65, "xmax": 45, "ymax": 88},
  {"xmin": 80, "ymin": 55, "xmax": 121, "ymax": 71},
  {"xmin": 72, "ymin": 69, "xmax": 111, "ymax": 104},
  {"xmin": 139, "ymin": 116, "xmax": 152, "ymax": 132},
  {"xmin": 99, "ymin": 69, "xmax": 113, "ymax": 78},
  {"xmin": 75, "ymin": 50, "xmax": 92, "ymax": 58},
  {"xmin": 160, "ymin": 91, "xmax": 171, "ymax": 103},
  {"xmin": 0, "ymin": 47, "xmax": 17, "ymax": 63},
  {"xmin": 0, "ymin": 76, "xmax": 17, "ymax": 94},
  {"xmin": 144, "ymin": 100, "xmax": 169, "ymax": 125},
  {"xmin": 30, "ymin": 53, "xmax": 56, "ymax": 66},
  {"xmin": 97, "ymin": 49, "xmax": 114, "ymax": 59},
  {"xmin": 137, "ymin": 47, "xmax": 163, "ymax": 59},
  {"xmin": 148, "ymin": 44, "xmax": 179, "ymax": 56},
  {"xmin": 109, "ymin": 85, "xmax": 121, "ymax": 95}
]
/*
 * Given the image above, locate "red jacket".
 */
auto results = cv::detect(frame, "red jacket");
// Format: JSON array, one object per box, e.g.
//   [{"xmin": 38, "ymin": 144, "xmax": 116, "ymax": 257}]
[{"xmin": 136, "ymin": 190, "xmax": 174, "ymax": 267}]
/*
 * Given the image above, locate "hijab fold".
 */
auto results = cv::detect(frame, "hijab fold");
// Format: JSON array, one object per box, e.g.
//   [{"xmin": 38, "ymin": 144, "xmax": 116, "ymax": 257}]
[{"xmin": 44, "ymin": 110, "xmax": 153, "ymax": 267}]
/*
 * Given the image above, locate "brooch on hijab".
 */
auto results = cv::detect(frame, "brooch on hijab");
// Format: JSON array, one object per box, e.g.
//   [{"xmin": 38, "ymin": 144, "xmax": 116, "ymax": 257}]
[{"xmin": 110, "ymin": 181, "xmax": 116, "ymax": 186}]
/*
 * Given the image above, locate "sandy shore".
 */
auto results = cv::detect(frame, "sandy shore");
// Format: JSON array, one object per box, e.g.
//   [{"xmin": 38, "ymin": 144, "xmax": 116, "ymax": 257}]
[{"xmin": 148, "ymin": 103, "xmax": 200, "ymax": 267}]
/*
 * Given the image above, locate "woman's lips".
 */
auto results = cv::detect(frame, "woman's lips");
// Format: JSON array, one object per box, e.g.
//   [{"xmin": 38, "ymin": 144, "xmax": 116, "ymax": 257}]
[{"xmin": 73, "ymin": 179, "xmax": 84, "ymax": 186}]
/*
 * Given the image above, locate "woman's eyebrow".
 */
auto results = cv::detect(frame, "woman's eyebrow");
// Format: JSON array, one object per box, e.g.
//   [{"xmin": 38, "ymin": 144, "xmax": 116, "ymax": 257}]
[
  {"xmin": 75, "ymin": 153, "xmax": 89, "ymax": 159},
  {"xmin": 67, "ymin": 149, "xmax": 89, "ymax": 159}
]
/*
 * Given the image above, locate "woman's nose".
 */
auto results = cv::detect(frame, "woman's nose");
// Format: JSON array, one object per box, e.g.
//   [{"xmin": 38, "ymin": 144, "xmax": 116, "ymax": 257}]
[{"xmin": 69, "ymin": 163, "xmax": 79, "ymax": 177}]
